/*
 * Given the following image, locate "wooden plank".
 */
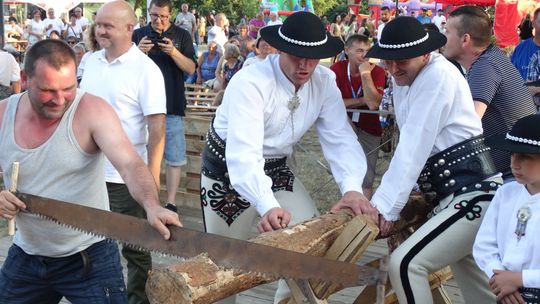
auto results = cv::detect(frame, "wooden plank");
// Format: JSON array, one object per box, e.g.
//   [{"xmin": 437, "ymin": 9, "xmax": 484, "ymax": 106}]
[
  {"xmin": 178, "ymin": 175, "xmax": 200, "ymax": 192},
  {"xmin": 185, "ymin": 155, "xmax": 201, "ymax": 175},
  {"xmin": 432, "ymin": 286, "xmax": 453, "ymax": 304},
  {"xmin": 186, "ymin": 137, "xmax": 205, "ymax": 155},
  {"xmin": 184, "ymin": 116, "xmax": 211, "ymax": 136},
  {"xmin": 311, "ymin": 215, "xmax": 379, "ymax": 299}
]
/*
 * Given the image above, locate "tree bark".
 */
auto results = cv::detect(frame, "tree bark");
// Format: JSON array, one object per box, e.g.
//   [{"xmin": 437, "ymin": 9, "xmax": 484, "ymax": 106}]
[{"xmin": 146, "ymin": 212, "xmax": 376, "ymax": 304}]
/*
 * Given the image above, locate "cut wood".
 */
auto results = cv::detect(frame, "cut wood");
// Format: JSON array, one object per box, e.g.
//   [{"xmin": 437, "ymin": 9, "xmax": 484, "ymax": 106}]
[{"xmin": 146, "ymin": 212, "xmax": 379, "ymax": 304}]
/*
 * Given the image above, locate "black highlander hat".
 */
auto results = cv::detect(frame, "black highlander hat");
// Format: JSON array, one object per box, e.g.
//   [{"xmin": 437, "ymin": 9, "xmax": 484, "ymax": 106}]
[
  {"xmin": 260, "ymin": 12, "xmax": 343, "ymax": 59},
  {"xmin": 486, "ymin": 114, "xmax": 540, "ymax": 154},
  {"xmin": 366, "ymin": 16, "xmax": 447, "ymax": 60}
]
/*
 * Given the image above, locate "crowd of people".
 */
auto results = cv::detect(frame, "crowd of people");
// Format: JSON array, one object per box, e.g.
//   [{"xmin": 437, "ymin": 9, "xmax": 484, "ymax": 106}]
[{"xmin": 1, "ymin": 2, "xmax": 540, "ymax": 304}]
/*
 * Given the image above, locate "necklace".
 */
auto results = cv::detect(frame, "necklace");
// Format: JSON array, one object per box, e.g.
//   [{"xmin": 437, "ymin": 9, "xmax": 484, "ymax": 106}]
[{"xmin": 287, "ymin": 92, "xmax": 301, "ymax": 141}]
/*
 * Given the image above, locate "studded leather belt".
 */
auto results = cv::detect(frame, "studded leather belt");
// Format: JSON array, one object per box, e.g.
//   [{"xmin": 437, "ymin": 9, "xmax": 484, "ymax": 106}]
[
  {"xmin": 201, "ymin": 123, "xmax": 288, "ymax": 181},
  {"xmin": 417, "ymin": 135, "xmax": 499, "ymax": 205}
]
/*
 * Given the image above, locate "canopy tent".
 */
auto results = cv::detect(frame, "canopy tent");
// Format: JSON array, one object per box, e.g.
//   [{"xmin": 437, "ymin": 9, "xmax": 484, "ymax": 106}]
[{"xmin": 4, "ymin": 0, "xmax": 113, "ymax": 15}]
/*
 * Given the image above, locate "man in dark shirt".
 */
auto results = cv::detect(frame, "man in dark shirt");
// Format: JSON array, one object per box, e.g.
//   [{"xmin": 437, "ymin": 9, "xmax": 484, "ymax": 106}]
[
  {"xmin": 133, "ymin": 0, "xmax": 196, "ymax": 209},
  {"xmin": 443, "ymin": 6, "xmax": 536, "ymax": 180}
]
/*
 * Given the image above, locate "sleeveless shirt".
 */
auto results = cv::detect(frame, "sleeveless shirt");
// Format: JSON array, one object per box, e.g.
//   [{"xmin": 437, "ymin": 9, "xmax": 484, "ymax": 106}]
[{"xmin": 0, "ymin": 91, "xmax": 108, "ymax": 257}]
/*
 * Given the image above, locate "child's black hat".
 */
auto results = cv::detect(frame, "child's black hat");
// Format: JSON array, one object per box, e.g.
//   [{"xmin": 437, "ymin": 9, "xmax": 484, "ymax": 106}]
[{"xmin": 486, "ymin": 114, "xmax": 540, "ymax": 154}]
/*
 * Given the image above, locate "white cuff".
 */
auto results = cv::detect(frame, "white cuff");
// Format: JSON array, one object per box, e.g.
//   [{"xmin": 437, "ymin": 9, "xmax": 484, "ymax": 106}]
[
  {"xmin": 339, "ymin": 178, "xmax": 363, "ymax": 195},
  {"xmin": 522, "ymin": 269, "xmax": 540, "ymax": 288},
  {"xmin": 254, "ymin": 194, "xmax": 281, "ymax": 217}
]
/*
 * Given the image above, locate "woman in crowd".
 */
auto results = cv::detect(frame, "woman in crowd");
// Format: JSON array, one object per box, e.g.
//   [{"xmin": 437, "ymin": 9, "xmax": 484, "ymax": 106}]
[
  {"xmin": 345, "ymin": 14, "xmax": 358, "ymax": 40},
  {"xmin": 26, "ymin": 9, "xmax": 45, "ymax": 47},
  {"xmin": 358, "ymin": 18, "xmax": 371, "ymax": 37},
  {"xmin": 329, "ymin": 14, "xmax": 344, "ymax": 42},
  {"xmin": 232, "ymin": 23, "xmax": 254, "ymax": 59},
  {"xmin": 215, "ymin": 43, "xmax": 243, "ymax": 91},
  {"xmin": 196, "ymin": 41, "xmax": 221, "ymax": 86},
  {"xmin": 63, "ymin": 14, "xmax": 83, "ymax": 42}
]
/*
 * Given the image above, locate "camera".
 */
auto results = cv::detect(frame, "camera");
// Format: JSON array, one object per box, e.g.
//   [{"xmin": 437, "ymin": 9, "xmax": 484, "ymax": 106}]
[{"xmin": 147, "ymin": 32, "xmax": 165, "ymax": 45}]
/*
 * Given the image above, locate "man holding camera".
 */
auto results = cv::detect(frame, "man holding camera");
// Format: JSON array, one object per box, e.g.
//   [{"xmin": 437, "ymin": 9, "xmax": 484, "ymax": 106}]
[
  {"xmin": 132, "ymin": 0, "xmax": 196, "ymax": 218},
  {"xmin": 80, "ymin": 1, "xmax": 169, "ymax": 303}
]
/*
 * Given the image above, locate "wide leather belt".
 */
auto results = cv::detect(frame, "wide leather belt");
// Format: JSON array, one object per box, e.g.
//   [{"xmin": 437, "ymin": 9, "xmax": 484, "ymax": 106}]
[
  {"xmin": 417, "ymin": 135, "xmax": 499, "ymax": 205},
  {"xmin": 201, "ymin": 123, "xmax": 287, "ymax": 181},
  {"xmin": 520, "ymin": 287, "xmax": 540, "ymax": 304}
]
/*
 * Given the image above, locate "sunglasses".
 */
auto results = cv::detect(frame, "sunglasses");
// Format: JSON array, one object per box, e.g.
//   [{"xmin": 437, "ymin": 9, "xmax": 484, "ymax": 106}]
[{"xmin": 67, "ymin": 40, "xmax": 77, "ymax": 45}]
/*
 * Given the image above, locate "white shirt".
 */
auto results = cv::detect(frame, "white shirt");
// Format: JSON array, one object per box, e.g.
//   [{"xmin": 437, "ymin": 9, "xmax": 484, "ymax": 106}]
[
  {"xmin": 474, "ymin": 182, "xmax": 540, "ymax": 288},
  {"xmin": 371, "ymin": 53, "xmax": 483, "ymax": 221},
  {"xmin": 0, "ymin": 51, "xmax": 20, "ymax": 87},
  {"xmin": 213, "ymin": 55, "xmax": 367, "ymax": 216},
  {"xmin": 64, "ymin": 23, "xmax": 83, "ymax": 39},
  {"xmin": 377, "ymin": 22, "xmax": 387, "ymax": 42},
  {"xmin": 76, "ymin": 16, "xmax": 89, "ymax": 30},
  {"xmin": 27, "ymin": 19, "xmax": 45, "ymax": 45},
  {"xmin": 242, "ymin": 55, "xmax": 265, "ymax": 67},
  {"xmin": 43, "ymin": 17, "xmax": 64, "ymax": 36},
  {"xmin": 207, "ymin": 26, "xmax": 228, "ymax": 53},
  {"xmin": 79, "ymin": 44, "xmax": 166, "ymax": 183},
  {"xmin": 77, "ymin": 50, "xmax": 93, "ymax": 79},
  {"xmin": 432, "ymin": 15, "xmax": 447, "ymax": 31},
  {"xmin": 267, "ymin": 19, "xmax": 283, "ymax": 26}
]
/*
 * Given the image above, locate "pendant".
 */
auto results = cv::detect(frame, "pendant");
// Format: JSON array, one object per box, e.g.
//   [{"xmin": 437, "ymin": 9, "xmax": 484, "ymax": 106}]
[
  {"xmin": 515, "ymin": 206, "xmax": 531, "ymax": 241},
  {"xmin": 288, "ymin": 94, "xmax": 300, "ymax": 111}
]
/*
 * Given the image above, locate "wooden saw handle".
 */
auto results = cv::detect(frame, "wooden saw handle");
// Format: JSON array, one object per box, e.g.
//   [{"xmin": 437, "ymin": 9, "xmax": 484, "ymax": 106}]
[{"xmin": 8, "ymin": 162, "xmax": 19, "ymax": 236}]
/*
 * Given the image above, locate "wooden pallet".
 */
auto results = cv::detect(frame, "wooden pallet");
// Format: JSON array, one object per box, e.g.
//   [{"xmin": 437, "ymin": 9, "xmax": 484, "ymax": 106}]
[
  {"xmin": 184, "ymin": 83, "xmax": 219, "ymax": 107},
  {"xmin": 159, "ymin": 114, "xmax": 213, "ymax": 209}
]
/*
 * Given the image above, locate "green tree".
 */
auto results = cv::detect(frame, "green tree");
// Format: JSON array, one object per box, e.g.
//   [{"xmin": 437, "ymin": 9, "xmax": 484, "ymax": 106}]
[{"xmin": 313, "ymin": 0, "xmax": 344, "ymax": 16}]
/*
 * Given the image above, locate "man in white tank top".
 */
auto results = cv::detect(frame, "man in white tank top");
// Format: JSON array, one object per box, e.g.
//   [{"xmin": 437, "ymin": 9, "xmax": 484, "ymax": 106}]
[{"xmin": 0, "ymin": 39, "xmax": 181, "ymax": 304}]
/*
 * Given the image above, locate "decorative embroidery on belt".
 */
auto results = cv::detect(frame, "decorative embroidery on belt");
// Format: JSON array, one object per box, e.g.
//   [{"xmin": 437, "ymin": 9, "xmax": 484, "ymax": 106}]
[
  {"xmin": 453, "ymin": 199, "xmax": 482, "ymax": 221},
  {"xmin": 201, "ymin": 182, "xmax": 251, "ymax": 225},
  {"xmin": 270, "ymin": 164, "xmax": 295, "ymax": 192},
  {"xmin": 201, "ymin": 123, "xmax": 296, "ymax": 225},
  {"xmin": 201, "ymin": 163, "xmax": 295, "ymax": 226}
]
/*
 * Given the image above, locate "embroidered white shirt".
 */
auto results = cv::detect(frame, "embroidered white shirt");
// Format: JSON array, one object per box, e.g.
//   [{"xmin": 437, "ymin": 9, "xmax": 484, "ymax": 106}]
[
  {"xmin": 474, "ymin": 182, "xmax": 540, "ymax": 288},
  {"xmin": 213, "ymin": 54, "xmax": 366, "ymax": 216},
  {"xmin": 371, "ymin": 53, "xmax": 483, "ymax": 221}
]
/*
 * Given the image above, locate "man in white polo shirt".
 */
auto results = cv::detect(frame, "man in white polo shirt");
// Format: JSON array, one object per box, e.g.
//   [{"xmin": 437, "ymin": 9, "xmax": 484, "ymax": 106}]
[
  {"xmin": 79, "ymin": 1, "xmax": 167, "ymax": 303},
  {"xmin": 73, "ymin": 6, "xmax": 89, "ymax": 32},
  {"xmin": 43, "ymin": 8, "xmax": 64, "ymax": 38}
]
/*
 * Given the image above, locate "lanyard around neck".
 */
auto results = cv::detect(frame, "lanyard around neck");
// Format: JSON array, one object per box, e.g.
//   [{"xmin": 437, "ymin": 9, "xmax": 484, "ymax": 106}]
[{"xmin": 347, "ymin": 62, "xmax": 363, "ymax": 99}]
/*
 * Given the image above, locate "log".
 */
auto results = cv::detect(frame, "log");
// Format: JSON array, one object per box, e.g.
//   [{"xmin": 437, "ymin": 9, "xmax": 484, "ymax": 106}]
[{"xmin": 146, "ymin": 212, "xmax": 379, "ymax": 304}]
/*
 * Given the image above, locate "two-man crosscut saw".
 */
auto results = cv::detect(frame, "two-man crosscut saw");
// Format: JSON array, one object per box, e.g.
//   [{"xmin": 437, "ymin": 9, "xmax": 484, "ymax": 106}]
[{"xmin": 15, "ymin": 192, "xmax": 382, "ymax": 288}]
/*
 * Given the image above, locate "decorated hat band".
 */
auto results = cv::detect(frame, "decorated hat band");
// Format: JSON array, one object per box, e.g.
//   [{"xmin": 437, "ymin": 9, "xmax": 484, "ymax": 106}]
[
  {"xmin": 506, "ymin": 133, "xmax": 540, "ymax": 146},
  {"xmin": 278, "ymin": 27, "xmax": 328, "ymax": 47},
  {"xmin": 378, "ymin": 32, "xmax": 430, "ymax": 49}
]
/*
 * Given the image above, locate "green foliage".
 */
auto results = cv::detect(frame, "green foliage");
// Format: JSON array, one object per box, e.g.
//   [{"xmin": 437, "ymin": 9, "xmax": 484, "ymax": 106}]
[
  {"xmin": 168, "ymin": 0, "xmax": 259, "ymax": 25},
  {"xmin": 313, "ymin": 0, "xmax": 345, "ymax": 16}
]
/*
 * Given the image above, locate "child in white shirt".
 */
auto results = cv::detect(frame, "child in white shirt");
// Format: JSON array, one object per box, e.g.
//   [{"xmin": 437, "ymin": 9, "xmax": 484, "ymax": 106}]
[{"xmin": 474, "ymin": 114, "xmax": 540, "ymax": 304}]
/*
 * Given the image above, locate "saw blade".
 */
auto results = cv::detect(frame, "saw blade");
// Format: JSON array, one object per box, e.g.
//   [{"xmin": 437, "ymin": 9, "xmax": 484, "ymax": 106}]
[{"xmin": 16, "ymin": 192, "xmax": 380, "ymax": 287}]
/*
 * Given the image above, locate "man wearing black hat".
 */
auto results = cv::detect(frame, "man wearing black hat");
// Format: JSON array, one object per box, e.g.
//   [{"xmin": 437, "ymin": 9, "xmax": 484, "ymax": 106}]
[
  {"xmin": 333, "ymin": 16, "xmax": 501, "ymax": 303},
  {"xmin": 200, "ymin": 11, "xmax": 373, "ymax": 304}
]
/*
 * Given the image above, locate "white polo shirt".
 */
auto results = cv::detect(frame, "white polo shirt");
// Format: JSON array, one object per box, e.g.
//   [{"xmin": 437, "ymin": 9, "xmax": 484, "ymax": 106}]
[{"xmin": 80, "ymin": 44, "xmax": 166, "ymax": 183}]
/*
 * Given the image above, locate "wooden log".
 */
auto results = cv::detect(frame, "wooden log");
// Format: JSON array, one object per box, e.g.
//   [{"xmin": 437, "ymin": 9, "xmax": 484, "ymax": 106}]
[{"xmin": 146, "ymin": 212, "xmax": 379, "ymax": 304}]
